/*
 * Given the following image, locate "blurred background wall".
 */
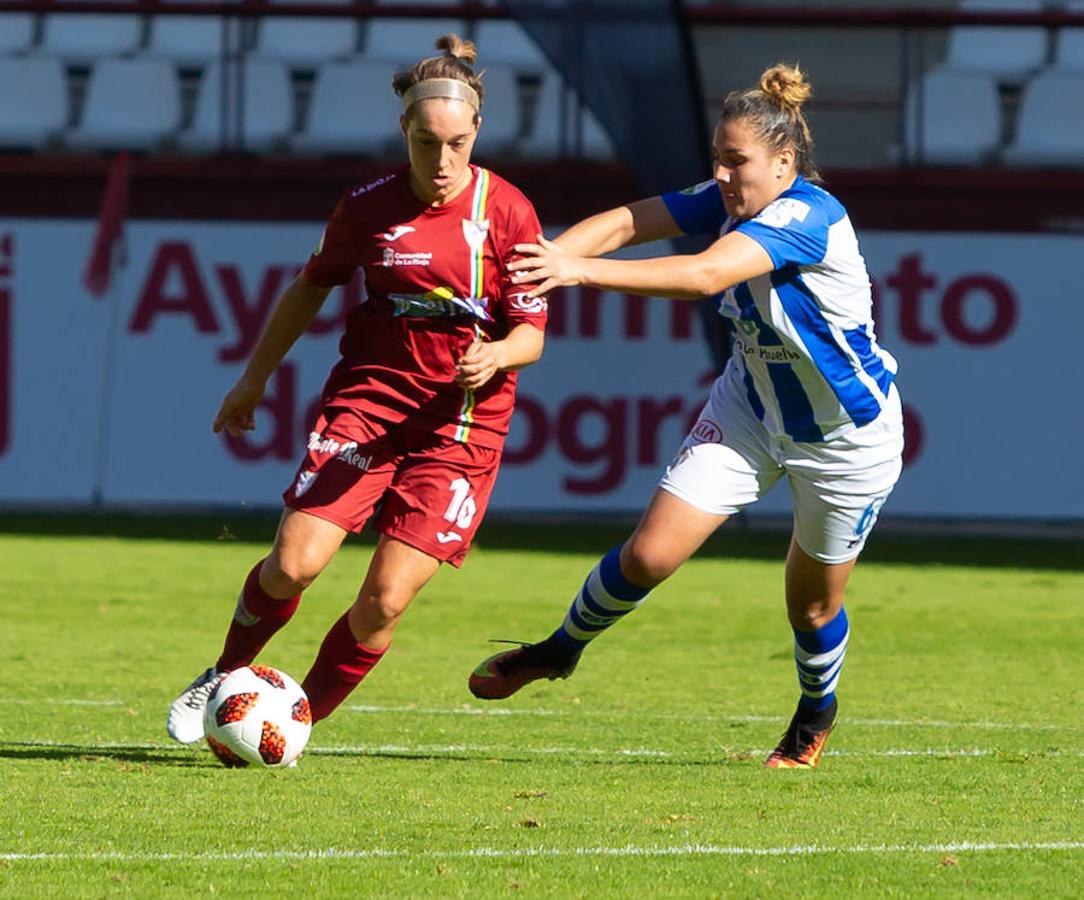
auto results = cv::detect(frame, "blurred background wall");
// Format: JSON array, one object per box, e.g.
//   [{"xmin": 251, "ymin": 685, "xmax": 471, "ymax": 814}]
[{"xmin": 1, "ymin": 0, "xmax": 1082, "ymax": 523}]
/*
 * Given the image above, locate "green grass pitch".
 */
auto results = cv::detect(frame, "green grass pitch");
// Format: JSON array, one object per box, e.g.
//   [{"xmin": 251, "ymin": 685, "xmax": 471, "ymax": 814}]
[{"xmin": 1, "ymin": 513, "xmax": 1081, "ymax": 896}]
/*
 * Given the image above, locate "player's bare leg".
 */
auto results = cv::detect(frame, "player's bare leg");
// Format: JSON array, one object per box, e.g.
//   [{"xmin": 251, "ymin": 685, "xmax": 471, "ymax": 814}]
[
  {"xmin": 302, "ymin": 536, "xmax": 440, "ymax": 721},
  {"xmin": 765, "ymin": 537, "xmax": 855, "ymax": 769},
  {"xmin": 346, "ymin": 536, "xmax": 442, "ymax": 651},
  {"xmin": 470, "ymin": 490, "xmax": 727, "ymax": 699},
  {"xmin": 619, "ymin": 489, "xmax": 731, "ymax": 587},
  {"xmin": 261, "ymin": 508, "xmax": 351, "ymax": 598},
  {"xmin": 166, "ymin": 509, "xmax": 347, "ymax": 743}
]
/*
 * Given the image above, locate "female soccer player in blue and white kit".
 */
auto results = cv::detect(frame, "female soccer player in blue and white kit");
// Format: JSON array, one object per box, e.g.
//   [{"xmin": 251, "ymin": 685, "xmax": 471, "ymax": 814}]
[{"xmin": 467, "ymin": 63, "xmax": 904, "ymax": 768}]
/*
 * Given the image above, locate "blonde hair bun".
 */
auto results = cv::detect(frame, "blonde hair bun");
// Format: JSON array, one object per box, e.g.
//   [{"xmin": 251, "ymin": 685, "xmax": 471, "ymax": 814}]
[
  {"xmin": 436, "ymin": 33, "xmax": 478, "ymax": 66},
  {"xmin": 760, "ymin": 63, "xmax": 812, "ymax": 111}
]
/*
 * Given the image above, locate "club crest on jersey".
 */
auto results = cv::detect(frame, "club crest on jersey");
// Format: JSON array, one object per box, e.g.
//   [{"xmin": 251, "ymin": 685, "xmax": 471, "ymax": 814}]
[
  {"xmin": 294, "ymin": 469, "xmax": 318, "ymax": 497},
  {"xmin": 462, "ymin": 218, "xmax": 490, "ymax": 251}
]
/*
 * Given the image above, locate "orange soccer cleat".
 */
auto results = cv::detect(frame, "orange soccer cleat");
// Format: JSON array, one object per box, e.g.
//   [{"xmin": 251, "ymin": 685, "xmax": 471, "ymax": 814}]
[
  {"xmin": 468, "ymin": 638, "xmax": 581, "ymax": 700},
  {"xmin": 764, "ymin": 698, "xmax": 838, "ymax": 769}
]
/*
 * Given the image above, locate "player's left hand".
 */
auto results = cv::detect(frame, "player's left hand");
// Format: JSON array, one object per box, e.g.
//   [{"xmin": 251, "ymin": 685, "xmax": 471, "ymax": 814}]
[
  {"xmin": 508, "ymin": 234, "xmax": 584, "ymax": 298},
  {"xmin": 455, "ymin": 339, "xmax": 503, "ymax": 390}
]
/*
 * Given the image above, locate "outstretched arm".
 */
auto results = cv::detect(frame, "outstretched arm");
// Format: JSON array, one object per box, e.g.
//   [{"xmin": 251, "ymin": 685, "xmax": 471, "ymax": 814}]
[
  {"xmin": 509, "ymin": 230, "xmax": 774, "ymax": 301},
  {"xmin": 551, "ymin": 197, "xmax": 683, "ymax": 257},
  {"xmin": 213, "ymin": 274, "xmax": 331, "ymax": 436}
]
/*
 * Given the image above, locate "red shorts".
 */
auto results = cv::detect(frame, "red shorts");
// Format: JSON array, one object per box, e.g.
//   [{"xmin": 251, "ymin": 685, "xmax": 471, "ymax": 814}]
[{"xmin": 282, "ymin": 406, "xmax": 502, "ymax": 567}]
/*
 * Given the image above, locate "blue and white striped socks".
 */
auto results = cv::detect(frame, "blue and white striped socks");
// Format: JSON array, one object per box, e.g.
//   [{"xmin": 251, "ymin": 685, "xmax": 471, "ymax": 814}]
[
  {"xmin": 793, "ymin": 607, "xmax": 849, "ymax": 712},
  {"xmin": 553, "ymin": 545, "xmax": 651, "ymax": 649}
]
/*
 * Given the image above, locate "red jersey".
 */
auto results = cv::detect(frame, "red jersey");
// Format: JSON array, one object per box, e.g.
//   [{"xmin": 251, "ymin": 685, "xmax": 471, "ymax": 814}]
[{"xmin": 302, "ymin": 164, "xmax": 548, "ymax": 450}]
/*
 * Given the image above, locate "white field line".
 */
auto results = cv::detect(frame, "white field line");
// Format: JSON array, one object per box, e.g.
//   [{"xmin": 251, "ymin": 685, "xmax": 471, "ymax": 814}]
[
  {"xmin": 344, "ymin": 704, "xmax": 1065, "ymax": 732},
  {"xmin": 0, "ymin": 697, "xmax": 1064, "ymax": 732},
  {"xmin": 0, "ymin": 698, "xmax": 123, "ymax": 707},
  {"xmin": 5, "ymin": 738, "xmax": 1082, "ymax": 761},
  {"xmin": 2, "ymin": 840, "xmax": 1083, "ymax": 864}
]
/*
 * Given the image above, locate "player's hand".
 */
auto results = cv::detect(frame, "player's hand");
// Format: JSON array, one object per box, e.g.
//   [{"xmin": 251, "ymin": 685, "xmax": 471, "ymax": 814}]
[
  {"xmin": 508, "ymin": 234, "xmax": 584, "ymax": 298},
  {"xmin": 213, "ymin": 375, "xmax": 265, "ymax": 437},
  {"xmin": 455, "ymin": 340, "xmax": 503, "ymax": 390}
]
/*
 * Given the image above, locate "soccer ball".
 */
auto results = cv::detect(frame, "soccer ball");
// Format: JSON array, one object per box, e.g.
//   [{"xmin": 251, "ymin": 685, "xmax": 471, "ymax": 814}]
[{"xmin": 203, "ymin": 665, "xmax": 312, "ymax": 768}]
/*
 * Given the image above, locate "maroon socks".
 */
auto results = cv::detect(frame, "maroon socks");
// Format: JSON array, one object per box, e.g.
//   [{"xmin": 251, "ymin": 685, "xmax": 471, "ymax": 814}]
[
  {"xmin": 215, "ymin": 560, "xmax": 300, "ymax": 672},
  {"xmin": 301, "ymin": 612, "xmax": 387, "ymax": 722}
]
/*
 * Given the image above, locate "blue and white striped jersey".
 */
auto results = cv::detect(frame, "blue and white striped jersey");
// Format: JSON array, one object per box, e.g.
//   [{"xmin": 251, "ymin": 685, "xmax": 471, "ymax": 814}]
[{"xmin": 662, "ymin": 176, "xmax": 898, "ymax": 442}]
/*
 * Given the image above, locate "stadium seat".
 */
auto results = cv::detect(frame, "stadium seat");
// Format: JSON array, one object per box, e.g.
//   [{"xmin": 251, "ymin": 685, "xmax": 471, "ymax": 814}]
[
  {"xmin": 471, "ymin": 65, "xmax": 523, "ymax": 159},
  {"xmin": 520, "ymin": 72, "xmax": 616, "ymax": 161},
  {"xmin": 181, "ymin": 58, "xmax": 294, "ymax": 153},
  {"xmin": 290, "ymin": 59, "xmax": 402, "ymax": 156},
  {"xmin": 1054, "ymin": 0, "xmax": 1084, "ymax": 70},
  {"xmin": 0, "ymin": 56, "xmax": 67, "ymax": 149},
  {"xmin": 900, "ymin": 67, "xmax": 1002, "ymax": 164},
  {"xmin": 42, "ymin": 0, "xmax": 143, "ymax": 63},
  {"xmin": 362, "ymin": 18, "xmax": 467, "ymax": 64},
  {"xmin": 66, "ymin": 57, "xmax": 181, "ymax": 151},
  {"xmin": 0, "ymin": 12, "xmax": 35, "ymax": 54},
  {"xmin": 472, "ymin": 21, "xmax": 550, "ymax": 77},
  {"xmin": 945, "ymin": 0, "xmax": 1048, "ymax": 85},
  {"xmin": 1002, "ymin": 69, "xmax": 1084, "ymax": 164},
  {"xmin": 256, "ymin": 0, "xmax": 358, "ymax": 67},
  {"xmin": 148, "ymin": 0, "xmax": 240, "ymax": 67}
]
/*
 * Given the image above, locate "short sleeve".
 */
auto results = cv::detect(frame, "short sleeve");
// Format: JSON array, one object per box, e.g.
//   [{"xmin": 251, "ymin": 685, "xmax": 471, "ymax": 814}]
[
  {"xmin": 735, "ymin": 195, "xmax": 830, "ymax": 269},
  {"xmin": 495, "ymin": 193, "xmax": 548, "ymax": 331},
  {"xmin": 302, "ymin": 195, "xmax": 361, "ymax": 288},
  {"xmin": 660, "ymin": 180, "xmax": 725, "ymax": 237}
]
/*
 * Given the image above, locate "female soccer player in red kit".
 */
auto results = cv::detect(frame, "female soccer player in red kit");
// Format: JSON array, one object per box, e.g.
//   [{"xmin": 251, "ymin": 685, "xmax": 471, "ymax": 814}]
[{"xmin": 167, "ymin": 35, "xmax": 549, "ymax": 743}]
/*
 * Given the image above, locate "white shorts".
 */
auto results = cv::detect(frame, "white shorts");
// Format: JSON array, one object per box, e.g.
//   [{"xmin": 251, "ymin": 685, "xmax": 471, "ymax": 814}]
[{"xmin": 659, "ymin": 374, "xmax": 904, "ymax": 564}]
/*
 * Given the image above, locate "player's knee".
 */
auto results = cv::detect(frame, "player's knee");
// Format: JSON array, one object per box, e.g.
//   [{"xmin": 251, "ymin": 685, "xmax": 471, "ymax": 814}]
[
  {"xmin": 353, "ymin": 586, "xmax": 411, "ymax": 630},
  {"xmin": 786, "ymin": 599, "xmax": 838, "ymax": 632},
  {"xmin": 261, "ymin": 553, "xmax": 322, "ymax": 596},
  {"xmin": 620, "ymin": 538, "xmax": 677, "ymax": 588}
]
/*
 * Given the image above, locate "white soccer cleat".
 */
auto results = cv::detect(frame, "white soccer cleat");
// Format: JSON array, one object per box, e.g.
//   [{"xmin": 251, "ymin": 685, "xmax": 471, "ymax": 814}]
[{"xmin": 166, "ymin": 667, "xmax": 222, "ymax": 744}]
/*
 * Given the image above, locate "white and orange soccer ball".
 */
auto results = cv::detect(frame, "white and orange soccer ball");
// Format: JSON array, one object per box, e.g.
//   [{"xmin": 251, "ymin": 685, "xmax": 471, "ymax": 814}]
[{"xmin": 202, "ymin": 665, "xmax": 312, "ymax": 768}]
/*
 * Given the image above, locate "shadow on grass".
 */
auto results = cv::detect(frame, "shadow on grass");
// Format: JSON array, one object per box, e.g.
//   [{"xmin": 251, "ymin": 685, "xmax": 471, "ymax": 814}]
[
  {"xmin": 0, "ymin": 741, "xmax": 213, "ymax": 767},
  {"xmin": 308, "ymin": 748, "xmax": 733, "ymax": 767},
  {"xmin": 0, "ymin": 510, "xmax": 1080, "ymax": 570},
  {"xmin": 0, "ymin": 740, "xmax": 735, "ymax": 769}
]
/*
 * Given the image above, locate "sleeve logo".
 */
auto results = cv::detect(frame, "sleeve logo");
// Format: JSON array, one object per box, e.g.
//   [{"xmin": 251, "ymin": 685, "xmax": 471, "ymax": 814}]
[
  {"xmin": 679, "ymin": 179, "xmax": 717, "ymax": 196},
  {"xmin": 752, "ymin": 197, "xmax": 811, "ymax": 229},
  {"xmin": 509, "ymin": 292, "xmax": 548, "ymax": 314}
]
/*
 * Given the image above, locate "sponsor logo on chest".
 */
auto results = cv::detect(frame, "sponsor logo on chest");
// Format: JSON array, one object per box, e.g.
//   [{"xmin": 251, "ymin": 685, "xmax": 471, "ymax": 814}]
[
  {"xmin": 381, "ymin": 248, "xmax": 433, "ymax": 268},
  {"xmin": 376, "ymin": 225, "xmax": 432, "ymax": 268},
  {"xmin": 733, "ymin": 336, "xmax": 802, "ymax": 363}
]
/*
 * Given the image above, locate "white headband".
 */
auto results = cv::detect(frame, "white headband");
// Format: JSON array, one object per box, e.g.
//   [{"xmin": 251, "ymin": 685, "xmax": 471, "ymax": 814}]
[{"xmin": 402, "ymin": 78, "xmax": 480, "ymax": 114}]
